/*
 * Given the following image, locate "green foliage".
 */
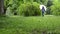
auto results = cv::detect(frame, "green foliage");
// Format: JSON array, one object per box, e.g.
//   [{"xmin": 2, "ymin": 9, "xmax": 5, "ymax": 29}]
[
  {"xmin": 17, "ymin": 2, "xmax": 41, "ymax": 16},
  {"xmin": 4, "ymin": 0, "xmax": 13, "ymax": 16},
  {"xmin": 51, "ymin": 0, "xmax": 60, "ymax": 16},
  {"xmin": 47, "ymin": 0, "xmax": 53, "ymax": 7},
  {"xmin": 6, "ymin": 7, "xmax": 13, "ymax": 16},
  {"xmin": 46, "ymin": 7, "xmax": 51, "ymax": 15},
  {"xmin": 4, "ymin": 0, "xmax": 22, "ymax": 16},
  {"xmin": 23, "ymin": 0, "xmax": 33, "ymax": 3},
  {"xmin": 4, "ymin": 0, "xmax": 48, "ymax": 16},
  {"xmin": 4, "ymin": 0, "xmax": 60, "ymax": 16},
  {"xmin": 51, "ymin": 5, "xmax": 60, "ymax": 16},
  {"xmin": 4, "ymin": 0, "xmax": 13, "ymax": 9},
  {"xmin": 46, "ymin": 0, "xmax": 53, "ymax": 15}
]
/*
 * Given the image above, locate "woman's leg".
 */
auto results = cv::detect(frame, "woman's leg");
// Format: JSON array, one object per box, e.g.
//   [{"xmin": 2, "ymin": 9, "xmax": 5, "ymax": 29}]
[{"xmin": 42, "ymin": 11, "xmax": 44, "ymax": 16}]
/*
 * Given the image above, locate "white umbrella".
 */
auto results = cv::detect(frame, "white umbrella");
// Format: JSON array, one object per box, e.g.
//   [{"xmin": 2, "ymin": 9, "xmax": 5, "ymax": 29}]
[{"xmin": 39, "ymin": 5, "xmax": 47, "ymax": 11}]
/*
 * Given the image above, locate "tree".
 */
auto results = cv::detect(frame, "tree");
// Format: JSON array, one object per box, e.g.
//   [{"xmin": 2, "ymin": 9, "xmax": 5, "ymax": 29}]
[
  {"xmin": 47, "ymin": 0, "xmax": 53, "ymax": 7},
  {"xmin": 46, "ymin": 0, "xmax": 53, "ymax": 14},
  {"xmin": 0, "ymin": 0, "xmax": 4, "ymax": 15}
]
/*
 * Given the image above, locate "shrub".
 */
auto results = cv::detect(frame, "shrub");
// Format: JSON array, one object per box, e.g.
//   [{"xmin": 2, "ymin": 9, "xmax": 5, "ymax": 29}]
[
  {"xmin": 50, "ymin": 0, "xmax": 60, "ymax": 16},
  {"xmin": 17, "ymin": 2, "xmax": 41, "ymax": 16},
  {"xmin": 6, "ymin": 7, "xmax": 14, "ymax": 16},
  {"xmin": 51, "ymin": 4, "xmax": 60, "ymax": 16}
]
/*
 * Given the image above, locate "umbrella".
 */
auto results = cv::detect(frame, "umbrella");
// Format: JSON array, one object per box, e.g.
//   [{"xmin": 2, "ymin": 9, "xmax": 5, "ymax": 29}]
[{"xmin": 39, "ymin": 5, "xmax": 47, "ymax": 11}]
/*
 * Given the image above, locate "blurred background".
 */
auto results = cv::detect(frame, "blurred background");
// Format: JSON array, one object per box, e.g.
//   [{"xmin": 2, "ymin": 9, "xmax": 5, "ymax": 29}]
[
  {"xmin": 0, "ymin": 0, "xmax": 60, "ymax": 34},
  {"xmin": 4, "ymin": 0, "xmax": 60, "ymax": 16}
]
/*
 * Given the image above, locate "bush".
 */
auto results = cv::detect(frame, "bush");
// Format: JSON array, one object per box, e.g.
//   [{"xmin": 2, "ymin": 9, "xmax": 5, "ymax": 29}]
[
  {"xmin": 17, "ymin": 2, "xmax": 41, "ymax": 16},
  {"xmin": 51, "ymin": 4, "xmax": 60, "ymax": 16},
  {"xmin": 6, "ymin": 7, "xmax": 14, "ymax": 16},
  {"xmin": 50, "ymin": 0, "xmax": 60, "ymax": 16},
  {"xmin": 46, "ymin": 7, "xmax": 51, "ymax": 15}
]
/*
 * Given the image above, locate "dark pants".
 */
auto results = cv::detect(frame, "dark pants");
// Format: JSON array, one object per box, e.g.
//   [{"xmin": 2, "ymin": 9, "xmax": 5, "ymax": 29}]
[{"xmin": 42, "ymin": 11, "xmax": 44, "ymax": 16}]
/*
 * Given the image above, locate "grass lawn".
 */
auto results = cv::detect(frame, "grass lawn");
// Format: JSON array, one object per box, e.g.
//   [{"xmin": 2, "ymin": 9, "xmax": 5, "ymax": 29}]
[{"xmin": 0, "ymin": 15, "xmax": 60, "ymax": 34}]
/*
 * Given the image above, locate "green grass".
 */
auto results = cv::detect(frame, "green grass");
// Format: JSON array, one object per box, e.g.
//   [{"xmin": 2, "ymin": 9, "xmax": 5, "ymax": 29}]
[{"xmin": 0, "ymin": 16, "xmax": 60, "ymax": 34}]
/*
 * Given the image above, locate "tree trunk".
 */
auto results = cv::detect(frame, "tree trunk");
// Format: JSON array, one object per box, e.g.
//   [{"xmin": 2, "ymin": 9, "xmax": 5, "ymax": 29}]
[{"xmin": 0, "ymin": 0, "xmax": 4, "ymax": 15}]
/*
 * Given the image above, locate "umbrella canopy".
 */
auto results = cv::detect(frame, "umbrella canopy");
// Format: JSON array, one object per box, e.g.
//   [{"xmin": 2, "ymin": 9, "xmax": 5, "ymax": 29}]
[{"xmin": 39, "ymin": 5, "xmax": 47, "ymax": 11}]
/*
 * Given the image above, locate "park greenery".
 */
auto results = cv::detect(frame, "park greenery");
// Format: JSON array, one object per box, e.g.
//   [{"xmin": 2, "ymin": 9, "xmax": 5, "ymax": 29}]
[
  {"xmin": 4, "ymin": 0, "xmax": 48, "ymax": 16},
  {"xmin": 4, "ymin": 0, "xmax": 60, "ymax": 16},
  {"xmin": 0, "ymin": 0, "xmax": 60, "ymax": 34}
]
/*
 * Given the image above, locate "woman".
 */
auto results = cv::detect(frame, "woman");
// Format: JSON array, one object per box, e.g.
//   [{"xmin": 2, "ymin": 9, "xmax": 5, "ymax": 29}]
[
  {"xmin": 42, "ymin": 6, "xmax": 45, "ymax": 16},
  {"xmin": 40, "ymin": 5, "xmax": 47, "ymax": 16}
]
